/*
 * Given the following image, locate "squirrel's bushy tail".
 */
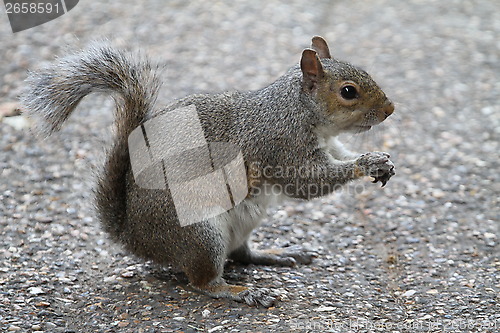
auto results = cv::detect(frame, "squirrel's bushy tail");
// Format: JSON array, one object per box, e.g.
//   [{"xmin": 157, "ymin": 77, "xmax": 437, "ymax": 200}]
[
  {"xmin": 21, "ymin": 43, "xmax": 162, "ymax": 237},
  {"xmin": 21, "ymin": 43, "xmax": 162, "ymax": 137}
]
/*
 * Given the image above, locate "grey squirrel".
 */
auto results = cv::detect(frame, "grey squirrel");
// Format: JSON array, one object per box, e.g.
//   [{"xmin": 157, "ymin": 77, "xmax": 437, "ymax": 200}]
[{"xmin": 21, "ymin": 36, "xmax": 395, "ymax": 307}]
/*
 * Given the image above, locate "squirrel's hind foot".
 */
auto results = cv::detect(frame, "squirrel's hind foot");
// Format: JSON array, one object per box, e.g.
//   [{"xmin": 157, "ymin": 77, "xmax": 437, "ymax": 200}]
[
  {"xmin": 191, "ymin": 280, "xmax": 278, "ymax": 307},
  {"xmin": 257, "ymin": 246, "xmax": 318, "ymax": 265},
  {"xmin": 230, "ymin": 243, "xmax": 317, "ymax": 267}
]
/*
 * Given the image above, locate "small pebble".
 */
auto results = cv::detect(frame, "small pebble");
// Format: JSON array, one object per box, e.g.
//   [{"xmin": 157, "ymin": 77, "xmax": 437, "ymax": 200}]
[
  {"xmin": 28, "ymin": 287, "xmax": 45, "ymax": 295},
  {"xmin": 316, "ymin": 306, "xmax": 336, "ymax": 312},
  {"xmin": 208, "ymin": 326, "xmax": 224, "ymax": 333},
  {"xmin": 121, "ymin": 271, "xmax": 134, "ymax": 278},
  {"xmin": 402, "ymin": 290, "xmax": 416, "ymax": 297}
]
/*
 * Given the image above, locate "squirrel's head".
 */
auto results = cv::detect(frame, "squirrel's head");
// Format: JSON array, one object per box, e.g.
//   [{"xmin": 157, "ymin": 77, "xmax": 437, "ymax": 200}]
[{"xmin": 301, "ymin": 36, "xmax": 394, "ymax": 134}]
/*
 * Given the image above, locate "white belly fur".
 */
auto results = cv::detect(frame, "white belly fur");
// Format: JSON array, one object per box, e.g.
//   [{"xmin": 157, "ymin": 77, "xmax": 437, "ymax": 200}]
[{"xmin": 211, "ymin": 184, "xmax": 287, "ymax": 253}]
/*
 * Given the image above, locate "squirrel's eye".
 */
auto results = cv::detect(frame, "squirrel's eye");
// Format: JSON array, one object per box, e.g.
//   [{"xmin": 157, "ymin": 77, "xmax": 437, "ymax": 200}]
[{"xmin": 340, "ymin": 85, "xmax": 358, "ymax": 100}]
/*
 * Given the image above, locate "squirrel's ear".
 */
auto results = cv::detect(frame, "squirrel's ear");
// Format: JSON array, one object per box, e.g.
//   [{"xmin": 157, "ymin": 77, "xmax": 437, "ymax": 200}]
[
  {"xmin": 300, "ymin": 49, "xmax": 325, "ymax": 91},
  {"xmin": 311, "ymin": 36, "xmax": 331, "ymax": 59}
]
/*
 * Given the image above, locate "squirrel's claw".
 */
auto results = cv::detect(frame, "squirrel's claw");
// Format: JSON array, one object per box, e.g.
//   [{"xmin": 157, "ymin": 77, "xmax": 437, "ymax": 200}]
[{"xmin": 372, "ymin": 165, "xmax": 395, "ymax": 187}]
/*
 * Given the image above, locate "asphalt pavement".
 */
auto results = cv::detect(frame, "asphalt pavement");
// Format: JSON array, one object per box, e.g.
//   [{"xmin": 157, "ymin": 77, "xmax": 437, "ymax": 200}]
[{"xmin": 0, "ymin": 0, "xmax": 498, "ymax": 332}]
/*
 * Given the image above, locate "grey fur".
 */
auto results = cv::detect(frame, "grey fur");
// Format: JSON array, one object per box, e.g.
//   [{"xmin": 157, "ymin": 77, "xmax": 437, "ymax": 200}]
[{"xmin": 20, "ymin": 37, "xmax": 394, "ymax": 307}]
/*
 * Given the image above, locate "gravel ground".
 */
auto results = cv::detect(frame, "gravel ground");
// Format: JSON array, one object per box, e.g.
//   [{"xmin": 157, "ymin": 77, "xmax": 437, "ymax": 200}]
[{"xmin": 1, "ymin": 0, "xmax": 499, "ymax": 332}]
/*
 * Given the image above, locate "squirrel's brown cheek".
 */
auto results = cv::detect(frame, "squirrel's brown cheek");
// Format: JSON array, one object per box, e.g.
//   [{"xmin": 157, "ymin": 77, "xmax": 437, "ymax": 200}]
[{"xmin": 339, "ymin": 109, "xmax": 365, "ymax": 128}]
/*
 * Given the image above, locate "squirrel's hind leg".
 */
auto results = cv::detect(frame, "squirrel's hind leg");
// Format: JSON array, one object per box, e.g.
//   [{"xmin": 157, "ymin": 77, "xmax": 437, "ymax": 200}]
[
  {"xmin": 184, "ymin": 265, "xmax": 277, "ymax": 307},
  {"xmin": 182, "ymin": 246, "xmax": 277, "ymax": 307}
]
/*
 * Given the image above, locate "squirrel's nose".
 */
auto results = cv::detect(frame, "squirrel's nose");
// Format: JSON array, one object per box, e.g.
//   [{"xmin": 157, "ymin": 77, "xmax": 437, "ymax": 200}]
[{"xmin": 382, "ymin": 99, "xmax": 394, "ymax": 119}]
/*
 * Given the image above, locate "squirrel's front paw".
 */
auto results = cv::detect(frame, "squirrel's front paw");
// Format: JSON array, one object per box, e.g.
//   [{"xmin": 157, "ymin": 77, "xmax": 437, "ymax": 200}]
[{"xmin": 356, "ymin": 152, "xmax": 395, "ymax": 187}]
